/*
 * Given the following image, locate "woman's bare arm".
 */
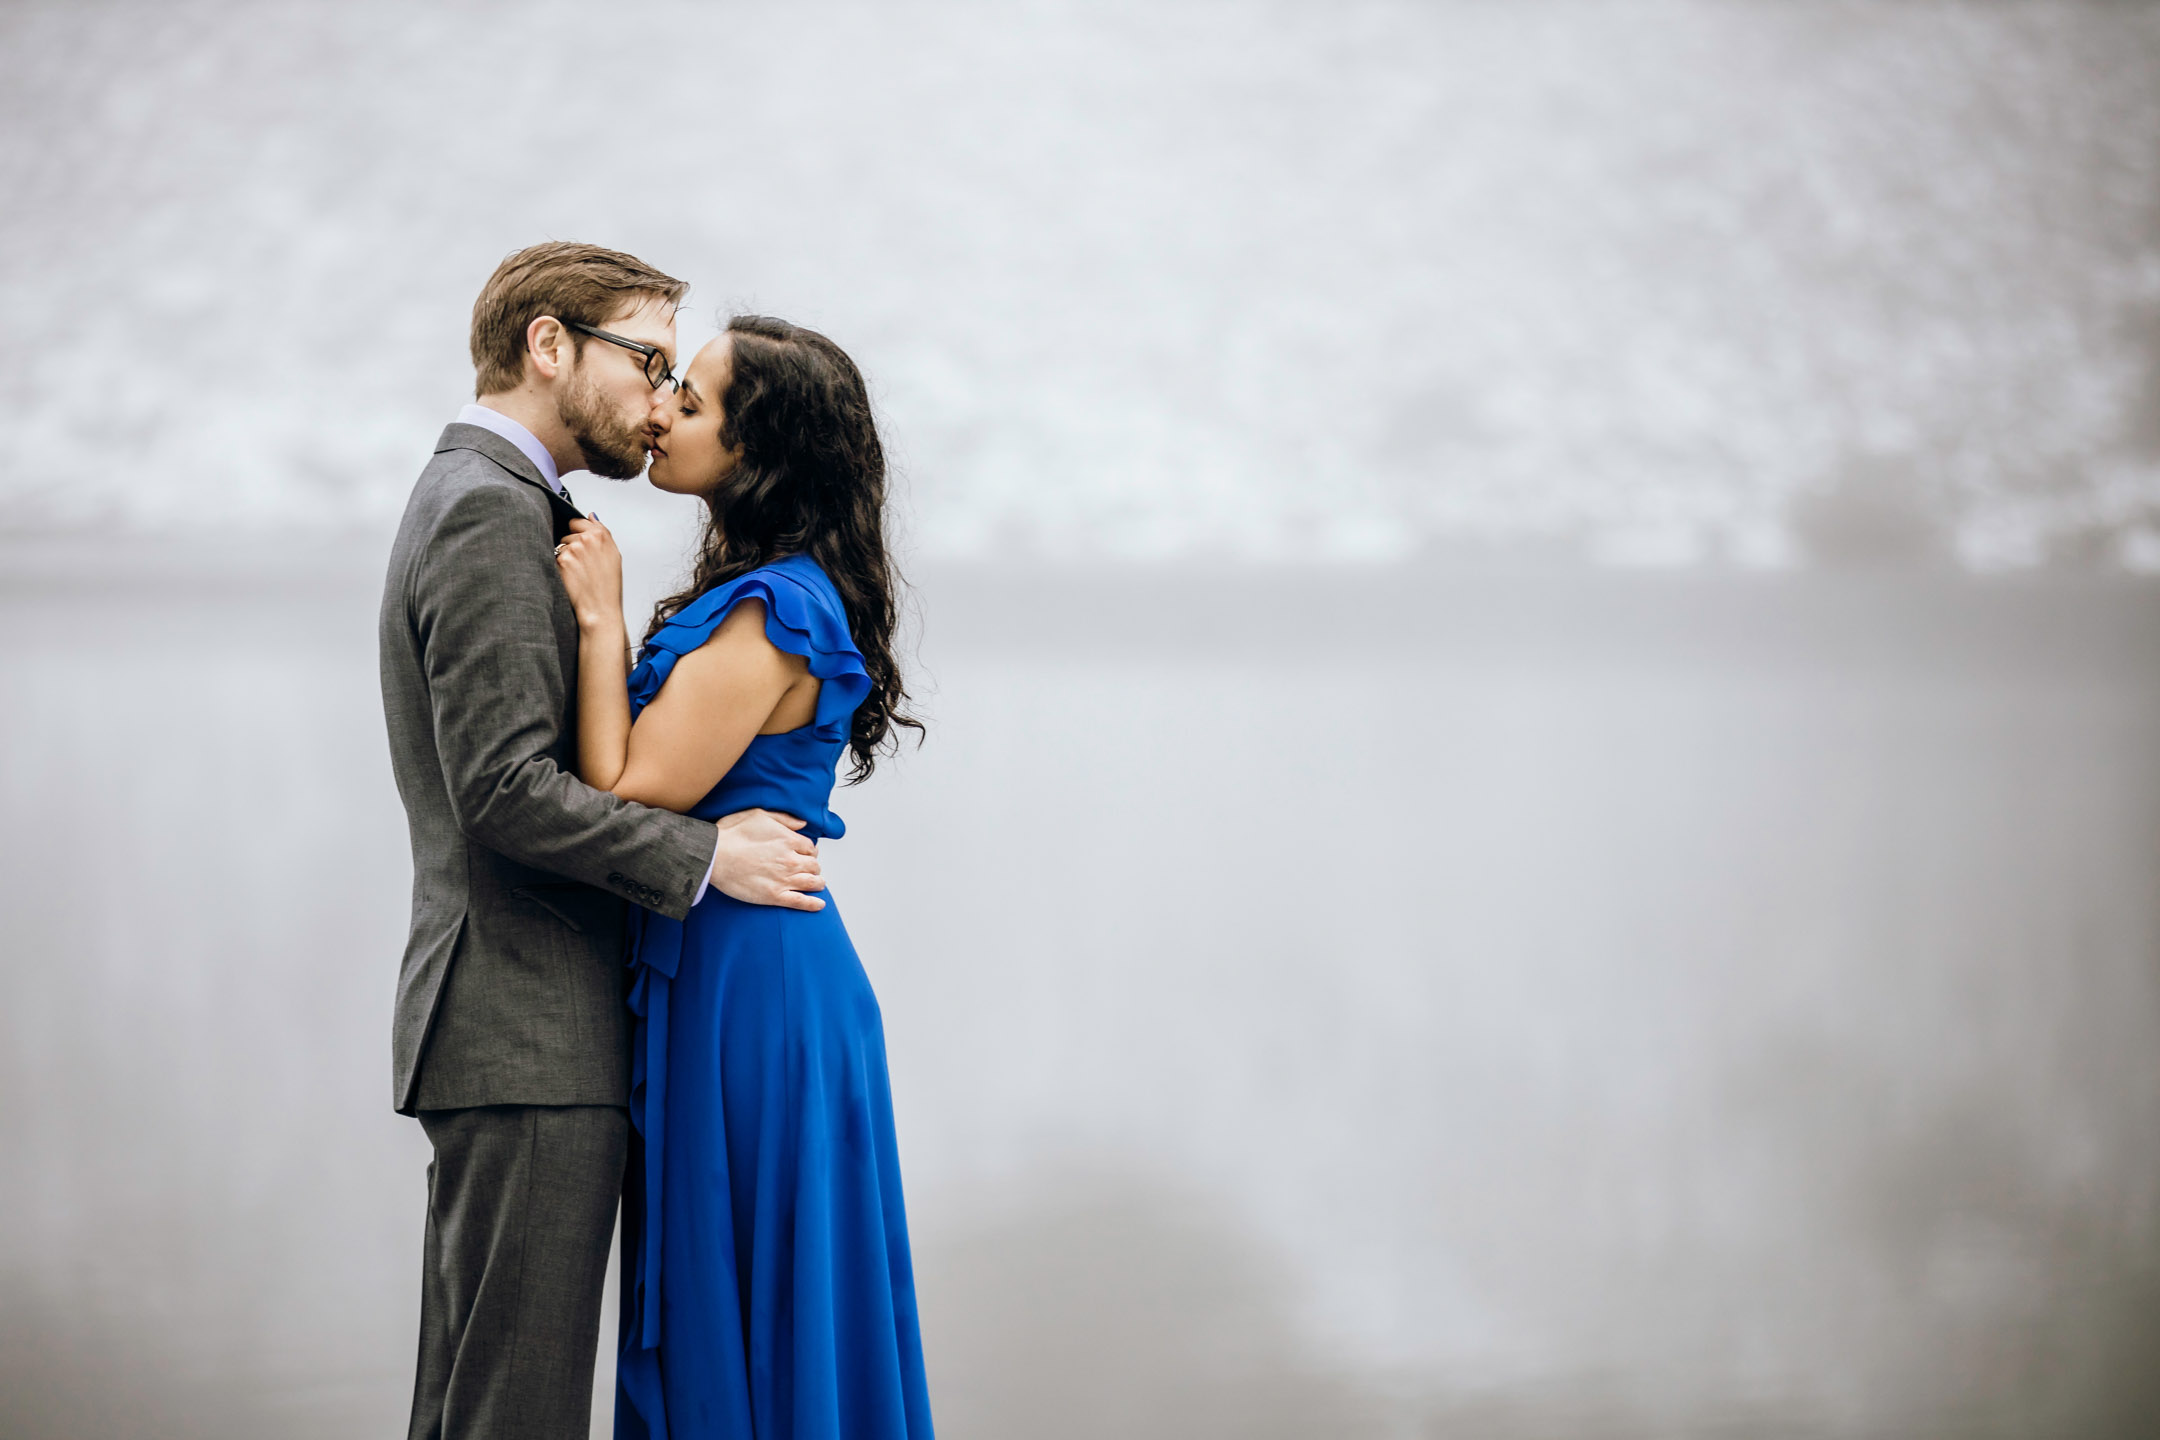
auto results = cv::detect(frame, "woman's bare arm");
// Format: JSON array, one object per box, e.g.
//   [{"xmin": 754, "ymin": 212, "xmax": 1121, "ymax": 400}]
[
  {"xmin": 556, "ymin": 517, "xmax": 637, "ymax": 792},
  {"xmin": 556, "ymin": 518, "xmax": 812, "ymax": 813},
  {"xmin": 609, "ymin": 602, "xmax": 808, "ymax": 811}
]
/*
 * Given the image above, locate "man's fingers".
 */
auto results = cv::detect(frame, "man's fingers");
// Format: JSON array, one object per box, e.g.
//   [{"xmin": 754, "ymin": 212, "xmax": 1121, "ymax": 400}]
[
  {"xmin": 771, "ymin": 886, "xmax": 827, "ymax": 912},
  {"xmin": 762, "ymin": 826, "xmax": 817, "ymax": 859},
  {"xmin": 718, "ymin": 808, "xmax": 807, "ymax": 832},
  {"xmin": 783, "ymin": 870, "xmax": 826, "ymax": 892}
]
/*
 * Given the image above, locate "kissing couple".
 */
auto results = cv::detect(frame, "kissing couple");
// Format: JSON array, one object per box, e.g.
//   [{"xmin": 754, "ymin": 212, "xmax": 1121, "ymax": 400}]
[{"xmin": 378, "ymin": 242, "xmax": 934, "ymax": 1440}]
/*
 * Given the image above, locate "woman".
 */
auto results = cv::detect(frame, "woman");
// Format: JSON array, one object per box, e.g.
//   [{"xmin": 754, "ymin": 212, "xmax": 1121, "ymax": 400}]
[{"xmin": 554, "ymin": 315, "xmax": 933, "ymax": 1440}]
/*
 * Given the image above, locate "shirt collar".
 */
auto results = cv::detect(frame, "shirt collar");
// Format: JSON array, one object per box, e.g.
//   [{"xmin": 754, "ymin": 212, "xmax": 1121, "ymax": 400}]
[{"xmin": 456, "ymin": 403, "xmax": 563, "ymax": 496}]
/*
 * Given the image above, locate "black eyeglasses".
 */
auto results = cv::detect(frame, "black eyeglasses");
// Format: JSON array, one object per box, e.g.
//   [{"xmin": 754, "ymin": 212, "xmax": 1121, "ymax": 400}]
[{"xmin": 562, "ymin": 319, "xmax": 678, "ymax": 392}]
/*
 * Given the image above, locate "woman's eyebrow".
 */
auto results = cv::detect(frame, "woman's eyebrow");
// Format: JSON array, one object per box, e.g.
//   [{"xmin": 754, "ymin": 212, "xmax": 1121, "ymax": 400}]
[{"xmin": 680, "ymin": 377, "xmax": 704, "ymax": 406}]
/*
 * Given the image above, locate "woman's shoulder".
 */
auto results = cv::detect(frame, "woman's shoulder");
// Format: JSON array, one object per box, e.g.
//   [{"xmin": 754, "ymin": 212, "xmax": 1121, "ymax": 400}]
[
  {"xmin": 648, "ymin": 557, "xmax": 850, "ymax": 658},
  {"xmin": 757, "ymin": 553, "xmax": 842, "ymax": 606},
  {"xmin": 633, "ymin": 556, "xmax": 870, "ymax": 735},
  {"xmin": 689, "ymin": 554, "xmax": 833, "ymax": 605}
]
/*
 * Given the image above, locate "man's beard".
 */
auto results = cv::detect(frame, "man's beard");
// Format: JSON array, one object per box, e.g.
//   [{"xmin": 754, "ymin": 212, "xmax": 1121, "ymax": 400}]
[{"xmin": 557, "ymin": 367, "xmax": 649, "ymax": 480}]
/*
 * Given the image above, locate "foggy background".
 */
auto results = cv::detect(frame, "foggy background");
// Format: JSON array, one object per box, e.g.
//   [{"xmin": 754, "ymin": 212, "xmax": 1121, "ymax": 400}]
[{"xmin": 5, "ymin": 2, "xmax": 2160, "ymax": 1436}]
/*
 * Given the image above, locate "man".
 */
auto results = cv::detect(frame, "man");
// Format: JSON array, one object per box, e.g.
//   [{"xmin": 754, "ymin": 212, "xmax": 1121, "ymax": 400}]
[{"xmin": 379, "ymin": 242, "xmax": 823, "ymax": 1440}]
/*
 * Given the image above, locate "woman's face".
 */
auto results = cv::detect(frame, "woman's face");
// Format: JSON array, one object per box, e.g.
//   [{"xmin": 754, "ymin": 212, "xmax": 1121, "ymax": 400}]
[{"xmin": 645, "ymin": 335, "xmax": 742, "ymax": 497}]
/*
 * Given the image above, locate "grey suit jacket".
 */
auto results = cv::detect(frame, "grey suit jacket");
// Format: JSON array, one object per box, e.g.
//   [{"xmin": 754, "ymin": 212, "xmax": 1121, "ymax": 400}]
[{"xmin": 378, "ymin": 423, "xmax": 715, "ymax": 1115}]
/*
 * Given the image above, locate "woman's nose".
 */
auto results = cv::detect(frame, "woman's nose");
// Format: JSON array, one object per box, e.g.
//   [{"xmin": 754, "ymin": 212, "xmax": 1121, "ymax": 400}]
[{"xmin": 646, "ymin": 393, "xmax": 675, "ymax": 432}]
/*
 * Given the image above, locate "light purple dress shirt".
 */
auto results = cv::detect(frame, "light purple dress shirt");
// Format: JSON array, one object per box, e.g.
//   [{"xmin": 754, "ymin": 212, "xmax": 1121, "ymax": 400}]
[{"xmin": 452, "ymin": 402, "xmax": 724, "ymax": 902}]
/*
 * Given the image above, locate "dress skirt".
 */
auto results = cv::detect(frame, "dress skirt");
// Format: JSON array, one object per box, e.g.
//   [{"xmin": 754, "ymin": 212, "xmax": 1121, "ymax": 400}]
[{"xmin": 617, "ymin": 890, "xmax": 934, "ymax": 1440}]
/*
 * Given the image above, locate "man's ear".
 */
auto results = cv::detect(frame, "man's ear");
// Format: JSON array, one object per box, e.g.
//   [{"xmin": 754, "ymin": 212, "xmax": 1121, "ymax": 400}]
[{"xmin": 525, "ymin": 315, "xmax": 571, "ymax": 384}]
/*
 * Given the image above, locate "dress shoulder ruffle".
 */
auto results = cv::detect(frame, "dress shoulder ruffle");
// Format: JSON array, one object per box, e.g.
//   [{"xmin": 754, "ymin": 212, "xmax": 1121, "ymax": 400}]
[{"xmin": 627, "ymin": 556, "xmax": 871, "ymax": 739}]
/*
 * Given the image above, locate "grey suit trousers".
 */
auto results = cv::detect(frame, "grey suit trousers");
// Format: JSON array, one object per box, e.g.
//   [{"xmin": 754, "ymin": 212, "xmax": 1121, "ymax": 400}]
[{"xmin": 408, "ymin": 1105, "xmax": 629, "ymax": 1440}]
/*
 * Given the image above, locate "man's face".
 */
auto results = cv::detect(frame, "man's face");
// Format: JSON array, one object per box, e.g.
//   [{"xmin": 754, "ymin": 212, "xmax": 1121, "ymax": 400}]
[{"xmin": 556, "ymin": 295, "xmax": 677, "ymax": 480}]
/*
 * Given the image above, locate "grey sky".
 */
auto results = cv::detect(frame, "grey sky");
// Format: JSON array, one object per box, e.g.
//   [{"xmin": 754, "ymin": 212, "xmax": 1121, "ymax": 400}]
[{"xmin": 3, "ymin": 0, "xmax": 2156, "ymax": 568}]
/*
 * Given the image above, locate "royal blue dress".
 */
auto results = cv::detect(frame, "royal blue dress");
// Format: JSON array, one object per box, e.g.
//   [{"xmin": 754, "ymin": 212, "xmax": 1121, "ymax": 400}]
[{"xmin": 615, "ymin": 554, "xmax": 934, "ymax": 1440}]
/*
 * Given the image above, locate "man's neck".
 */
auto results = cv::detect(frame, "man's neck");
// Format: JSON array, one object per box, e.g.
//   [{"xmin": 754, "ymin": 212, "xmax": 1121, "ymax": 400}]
[{"xmin": 473, "ymin": 390, "xmax": 583, "ymax": 478}]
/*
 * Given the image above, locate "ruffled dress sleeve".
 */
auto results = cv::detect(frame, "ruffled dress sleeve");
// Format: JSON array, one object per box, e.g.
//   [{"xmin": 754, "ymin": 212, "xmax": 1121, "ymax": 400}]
[{"xmin": 626, "ymin": 557, "xmax": 871, "ymax": 736}]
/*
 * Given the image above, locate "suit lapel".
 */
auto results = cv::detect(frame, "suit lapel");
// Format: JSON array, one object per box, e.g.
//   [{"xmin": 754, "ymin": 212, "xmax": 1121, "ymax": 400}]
[{"xmin": 434, "ymin": 424, "xmax": 584, "ymax": 524}]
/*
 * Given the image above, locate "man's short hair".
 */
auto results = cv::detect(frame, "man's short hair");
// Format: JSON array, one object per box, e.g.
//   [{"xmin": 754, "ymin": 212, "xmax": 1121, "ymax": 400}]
[{"xmin": 469, "ymin": 242, "xmax": 688, "ymax": 396}]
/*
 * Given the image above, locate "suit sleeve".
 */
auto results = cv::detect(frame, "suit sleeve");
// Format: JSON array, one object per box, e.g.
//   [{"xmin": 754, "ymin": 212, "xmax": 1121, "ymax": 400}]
[{"xmin": 411, "ymin": 481, "xmax": 712, "ymax": 919}]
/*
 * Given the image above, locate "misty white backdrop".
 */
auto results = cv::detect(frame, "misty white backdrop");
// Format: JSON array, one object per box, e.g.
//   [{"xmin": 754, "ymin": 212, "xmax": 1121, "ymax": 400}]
[
  {"xmin": 5, "ymin": 4, "xmax": 2160, "ymax": 1439},
  {"xmin": 5, "ymin": 1, "xmax": 2160, "ymax": 564}
]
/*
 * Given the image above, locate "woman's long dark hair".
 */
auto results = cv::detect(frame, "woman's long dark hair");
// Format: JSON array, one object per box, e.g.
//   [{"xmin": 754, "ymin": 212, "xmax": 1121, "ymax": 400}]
[{"xmin": 645, "ymin": 315, "xmax": 920, "ymax": 782}]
